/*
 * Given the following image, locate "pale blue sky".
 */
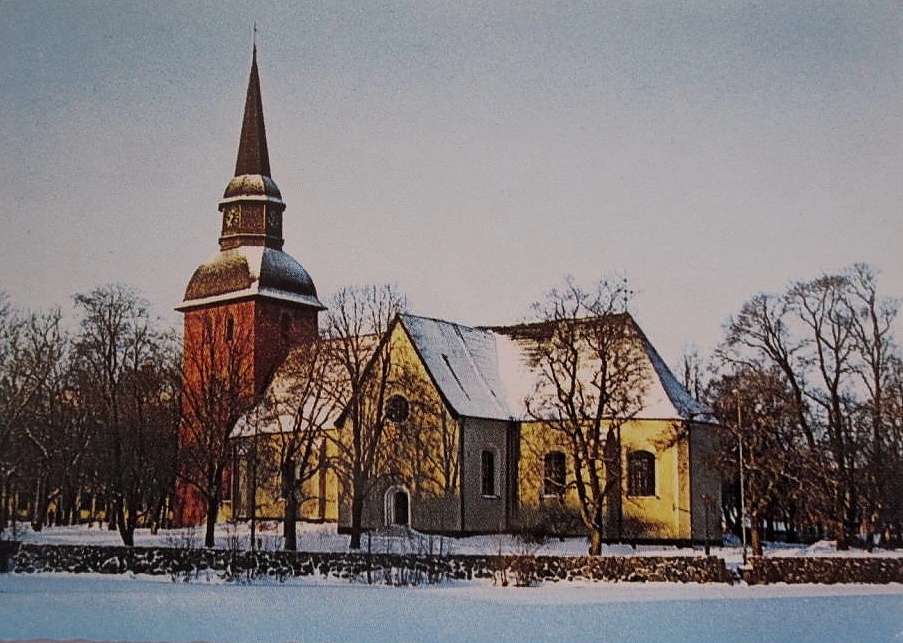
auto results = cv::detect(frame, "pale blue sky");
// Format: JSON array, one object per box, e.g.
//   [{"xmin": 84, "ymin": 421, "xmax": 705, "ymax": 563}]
[{"xmin": 1, "ymin": 1, "xmax": 901, "ymax": 366}]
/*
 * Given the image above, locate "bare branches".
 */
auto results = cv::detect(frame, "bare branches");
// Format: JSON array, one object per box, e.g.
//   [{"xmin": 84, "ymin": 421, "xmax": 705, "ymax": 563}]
[
  {"xmin": 325, "ymin": 284, "xmax": 407, "ymax": 549},
  {"xmin": 526, "ymin": 276, "xmax": 649, "ymax": 554},
  {"xmin": 72, "ymin": 284, "xmax": 180, "ymax": 546},
  {"xmin": 714, "ymin": 264, "xmax": 903, "ymax": 549}
]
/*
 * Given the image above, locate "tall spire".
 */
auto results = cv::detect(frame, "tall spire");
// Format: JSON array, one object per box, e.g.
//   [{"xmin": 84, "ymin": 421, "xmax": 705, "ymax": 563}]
[{"xmin": 234, "ymin": 44, "xmax": 271, "ymax": 177}]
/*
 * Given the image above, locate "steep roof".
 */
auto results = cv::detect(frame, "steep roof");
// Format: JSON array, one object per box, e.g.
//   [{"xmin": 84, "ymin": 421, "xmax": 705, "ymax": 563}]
[
  {"xmin": 231, "ymin": 334, "xmax": 381, "ymax": 438},
  {"xmin": 231, "ymin": 312, "xmax": 715, "ymax": 438},
  {"xmin": 400, "ymin": 315, "xmax": 511, "ymax": 420},
  {"xmin": 400, "ymin": 314, "xmax": 715, "ymax": 424}
]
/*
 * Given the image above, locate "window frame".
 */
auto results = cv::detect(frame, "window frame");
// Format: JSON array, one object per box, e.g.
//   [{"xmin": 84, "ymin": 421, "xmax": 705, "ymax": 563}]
[
  {"xmin": 542, "ymin": 450, "xmax": 567, "ymax": 497},
  {"xmin": 627, "ymin": 450, "xmax": 656, "ymax": 497},
  {"xmin": 480, "ymin": 449, "xmax": 498, "ymax": 498},
  {"xmin": 385, "ymin": 394, "xmax": 410, "ymax": 423}
]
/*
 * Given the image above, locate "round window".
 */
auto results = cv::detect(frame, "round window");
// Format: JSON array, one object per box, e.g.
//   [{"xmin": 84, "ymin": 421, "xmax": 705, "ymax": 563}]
[{"xmin": 386, "ymin": 394, "xmax": 410, "ymax": 423}]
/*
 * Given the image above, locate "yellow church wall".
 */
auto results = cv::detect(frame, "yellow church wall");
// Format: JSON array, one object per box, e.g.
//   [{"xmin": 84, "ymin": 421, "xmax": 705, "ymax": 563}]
[
  {"xmin": 225, "ymin": 434, "xmax": 338, "ymax": 524},
  {"xmin": 335, "ymin": 322, "xmax": 462, "ymax": 532},
  {"xmin": 518, "ymin": 419, "xmax": 692, "ymax": 540}
]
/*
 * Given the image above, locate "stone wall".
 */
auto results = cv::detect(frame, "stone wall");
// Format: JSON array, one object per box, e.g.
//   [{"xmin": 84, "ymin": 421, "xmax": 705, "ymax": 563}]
[
  {"xmin": 741, "ymin": 556, "xmax": 903, "ymax": 585},
  {"xmin": 10, "ymin": 544, "xmax": 901, "ymax": 584},
  {"xmin": 10, "ymin": 543, "xmax": 732, "ymax": 584}
]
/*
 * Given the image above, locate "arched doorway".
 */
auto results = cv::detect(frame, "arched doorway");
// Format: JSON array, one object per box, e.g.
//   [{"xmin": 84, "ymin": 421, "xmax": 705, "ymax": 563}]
[{"xmin": 385, "ymin": 487, "xmax": 409, "ymax": 526}]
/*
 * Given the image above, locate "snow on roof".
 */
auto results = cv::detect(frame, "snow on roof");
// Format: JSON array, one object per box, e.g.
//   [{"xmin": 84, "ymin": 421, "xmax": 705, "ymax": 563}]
[
  {"xmin": 230, "ymin": 312, "xmax": 714, "ymax": 439},
  {"xmin": 400, "ymin": 315, "xmax": 513, "ymax": 420},
  {"xmin": 636, "ymin": 327, "xmax": 716, "ymax": 423},
  {"xmin": 401, "ymin": 313, "xmax": 715, "ymax": 424},
  {"xmin": 178, "ymin": 246, "xmax": 324, "ymax": 311},
  {"xmin": 231, "ymin": 334, "xmax": 381, "ymax": 439}
]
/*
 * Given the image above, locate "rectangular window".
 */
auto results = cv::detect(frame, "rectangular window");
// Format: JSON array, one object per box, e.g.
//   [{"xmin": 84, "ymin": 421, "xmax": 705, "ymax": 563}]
[
  {"xmin": 543, "ymin": 451, "xmax": 567, "ymax": 496},
  {"xmin": 481, "ymin": 450, "xmax": 496, "ymax": 497},
  {"xmin": 628, "ymin": 451, "xmax": 655, "ymax": 497}
]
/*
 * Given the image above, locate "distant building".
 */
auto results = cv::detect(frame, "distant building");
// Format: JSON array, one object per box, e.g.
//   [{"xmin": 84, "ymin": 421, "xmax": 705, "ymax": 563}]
[{"xmin": 176, "ymin": 50, "xmax": 720, "ymax": 543}]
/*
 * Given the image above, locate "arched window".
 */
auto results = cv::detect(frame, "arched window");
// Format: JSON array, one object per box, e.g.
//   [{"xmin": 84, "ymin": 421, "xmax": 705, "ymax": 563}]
[
  {"xmin": 225, "ymin": 316, "xmax": 235, "ymax": 343},
  {"xmin": 627, "ymin": 451, "xmax": 655, "ymax": 497},
  {"xmin": 543, "ymin": 451, "xmax": 566, "ymax": 496}
]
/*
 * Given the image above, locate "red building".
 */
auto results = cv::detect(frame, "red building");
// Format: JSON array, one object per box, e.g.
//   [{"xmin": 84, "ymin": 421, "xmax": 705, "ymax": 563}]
[{"xmin": 174, "ymin": 47, "xmax": 323, "ymax": 527}]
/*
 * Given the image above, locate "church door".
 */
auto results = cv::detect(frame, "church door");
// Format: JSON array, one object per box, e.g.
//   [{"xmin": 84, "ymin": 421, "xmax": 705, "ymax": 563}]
[{"xmin": 386, "ymin": 488, "xmax": 409, "ymax": 526}]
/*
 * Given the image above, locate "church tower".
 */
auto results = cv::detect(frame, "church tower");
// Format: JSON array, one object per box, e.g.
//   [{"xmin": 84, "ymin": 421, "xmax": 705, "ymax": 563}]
[{"xmin": 174, "ymin": 47, "xmax": 324, "ymax": 527}]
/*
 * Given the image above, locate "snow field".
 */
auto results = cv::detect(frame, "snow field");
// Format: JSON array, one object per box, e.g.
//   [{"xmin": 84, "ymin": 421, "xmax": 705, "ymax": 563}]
[{"xmin": 0, "ymin": 573, "xmax": 901, "ymax": 643}]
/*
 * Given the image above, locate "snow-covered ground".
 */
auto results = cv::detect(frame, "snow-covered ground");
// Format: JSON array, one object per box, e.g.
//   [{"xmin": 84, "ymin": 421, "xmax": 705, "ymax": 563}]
[
  {"xmin": 9, "ymin": 520, "xmax": 903, "ymax": 564},
  {"xmin": 4, "ymin": 522, "xmax": 902, "ymax": 642},
  {"xmin": 0, "ymin": 573, "xmax": 901, "ymax": 643}
]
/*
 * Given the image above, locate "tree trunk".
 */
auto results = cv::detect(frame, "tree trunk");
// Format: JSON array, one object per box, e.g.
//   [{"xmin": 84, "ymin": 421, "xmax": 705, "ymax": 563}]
[
  {"xmin": 283, "ymin": 461, "xmax": 298, "ymax": 551},
  {"xmin": 30, "ymin": 476, "xmax": 47, "ymax": 532},
  {"xmin": 349, "ymin": 493, "xmax": 364, "ymax": 550},
  {"xmin": 116, "ymin": 498, "xmax": 134, "ymax": 547},
  {"xmin": 588, "ymin": 527, "xmax": 603, "ymax": 555},
  {"xmin": 0, "ymin": 475, "xmax": 7, "ymax": 532},
  {"xmin": 205, "ymin": 495, "xmax": 218, "ymax": 548},
  {"xmin": 751, "ymin": 511, "xmax": 763, "ymax": 557}
]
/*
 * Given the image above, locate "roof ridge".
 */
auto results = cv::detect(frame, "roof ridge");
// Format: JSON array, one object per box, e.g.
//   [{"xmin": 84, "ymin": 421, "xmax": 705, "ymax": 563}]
[{"xmin": 400, "ymin": 312, "xmax": 486, "ymax": 334}]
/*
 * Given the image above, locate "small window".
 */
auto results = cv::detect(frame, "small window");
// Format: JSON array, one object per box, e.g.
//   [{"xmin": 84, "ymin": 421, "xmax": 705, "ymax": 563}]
[
  {"xmin": 481, "ymin": 450, "xmax": 497, "ymax": 497},
  {"xmin": 543, "ymin": 451, "xmax": 566, "ymax": 496},
  {"xmin": 225, "ymin": 316, "xmax": 235, "ymax": 343},
  {"xmin": 386, "ymin": 394, "xmax": 410, "ymax": 423},
  {"xmin": 628, "ymin": 451, "xmax": 655, "ymax": 497}
]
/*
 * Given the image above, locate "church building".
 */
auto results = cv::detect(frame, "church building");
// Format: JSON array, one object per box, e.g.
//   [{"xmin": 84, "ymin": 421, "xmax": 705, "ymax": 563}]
[{"xmin": 175, "ymin": 50, "xmax": 721, "ymax": 544}]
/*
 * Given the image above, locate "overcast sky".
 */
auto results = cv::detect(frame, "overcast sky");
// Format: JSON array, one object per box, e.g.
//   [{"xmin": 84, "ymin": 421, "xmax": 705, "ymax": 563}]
[{"xmin": 1, "ymin": 0, "xmax": 901, "ymax": 367}]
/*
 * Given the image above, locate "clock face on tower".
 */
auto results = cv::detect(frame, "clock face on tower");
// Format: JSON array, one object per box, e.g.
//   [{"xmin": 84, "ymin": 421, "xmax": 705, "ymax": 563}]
[
  {"xmin": 266, "ymin": 207, "xmax": 280, "ymax": 232},
  {"xmin": 224, "ymin": 205, "xmax": 240, "ymax": 229}
]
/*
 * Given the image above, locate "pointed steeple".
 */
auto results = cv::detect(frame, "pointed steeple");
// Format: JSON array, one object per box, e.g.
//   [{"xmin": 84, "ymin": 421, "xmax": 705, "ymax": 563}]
[
  {"xmin": 179, "ymin": 43, "xmax": 323, "ymax": 315},
  {"xmin": 234, "ymin": 45, "xmax": 271, "ymax": 178}
]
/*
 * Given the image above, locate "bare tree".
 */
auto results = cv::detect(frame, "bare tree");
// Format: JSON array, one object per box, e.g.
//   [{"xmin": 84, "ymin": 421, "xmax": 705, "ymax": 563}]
[
  {"xmin": 525, "ymin": 276, "xmax": 649, "ymax": 555},
  {"xmin": 398, "ymin": 364, "xmax": 460, "ymax": 501},
  {"xmin": 680, "ymin": 344, "xmax": 706, "ymax": 401},
  {"xmin": 10, "ymin": 308, "xmax": 72, "ymax": 531},
  {"xmin": 844, "ymin": 264, "xmax": 899, "ymax": 548},
  {"xmin": 718, "ymin": 264, "xmax": 901, "ymax": 549},
  {"xmin": 326, "ymin": 285, "xmax": 406, "ymax": 550},
  {"xmin": 0, "ymin": 298, "xmax": 74, "ymax": 533},
  {"xmin": 73, "ymin": 284, "xmax": 180, "ymax": 546},
  {"xmin": 707, "ymin": 366, "xmax": 828, "ymax": 554},
  {"xmin": 178, "ymin": 309, "xmax": 255, "ymax": 548},
  {"xmin": 250, "ymin": 337, "xmax": 341, "ymax": 551}
]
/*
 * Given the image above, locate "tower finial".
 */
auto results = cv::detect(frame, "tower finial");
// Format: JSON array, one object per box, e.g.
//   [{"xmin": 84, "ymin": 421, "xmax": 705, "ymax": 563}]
[{"xmin": 253, "ymin": 22, "xmax": 257, "ymax": 51}]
